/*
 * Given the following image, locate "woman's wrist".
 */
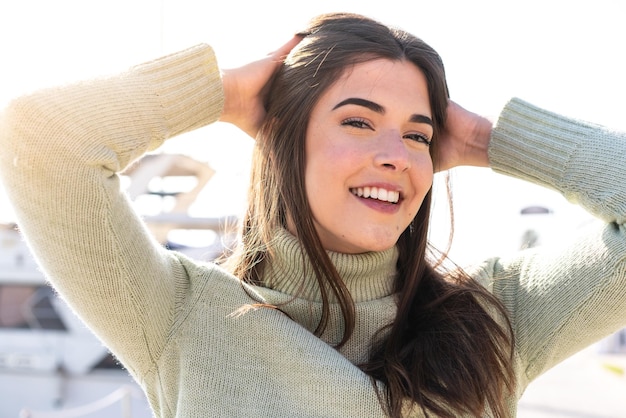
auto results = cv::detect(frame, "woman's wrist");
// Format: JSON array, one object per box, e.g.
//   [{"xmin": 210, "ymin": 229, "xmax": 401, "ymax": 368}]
[
  {"xmin": 218, "ymin": 69, "xmax": 237, "ymax": 125},
  {"xmin": 467, "ymin": 115, "xmax": 493, "ymax": 167}
]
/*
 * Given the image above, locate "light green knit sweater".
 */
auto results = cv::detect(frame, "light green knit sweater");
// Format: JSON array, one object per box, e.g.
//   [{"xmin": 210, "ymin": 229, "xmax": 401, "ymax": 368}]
[{"xmin": 1, "ymin": 44, "xmax": 625, "ymax": 417}]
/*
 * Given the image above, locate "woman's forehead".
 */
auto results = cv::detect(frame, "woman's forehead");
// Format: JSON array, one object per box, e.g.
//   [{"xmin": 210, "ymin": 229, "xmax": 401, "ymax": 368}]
[{"xmin": 317, "ymin": 59, "xmax": 431, "ymax": 116}]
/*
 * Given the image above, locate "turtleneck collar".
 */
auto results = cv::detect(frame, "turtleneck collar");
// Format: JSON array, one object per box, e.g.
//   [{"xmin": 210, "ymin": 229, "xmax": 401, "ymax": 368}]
[{"xmin": 260, "ymin": 228, "xmax": 398, "ymax": 303}]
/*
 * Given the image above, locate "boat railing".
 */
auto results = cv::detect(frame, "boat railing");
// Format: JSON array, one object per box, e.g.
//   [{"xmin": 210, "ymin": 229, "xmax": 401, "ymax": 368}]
[{"xmin": 18, "ymin": 385, "xmax": 142, "ymax": 418}]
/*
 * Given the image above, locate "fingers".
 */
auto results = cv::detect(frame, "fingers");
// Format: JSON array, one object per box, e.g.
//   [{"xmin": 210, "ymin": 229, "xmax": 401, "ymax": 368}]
[
  {"xmin": 219, "ymin": 35, "xmax": 304, "ymax": 138},
  {"xmin": 268, "ymin": 35, "xmax": 303, "ymax": 62}
]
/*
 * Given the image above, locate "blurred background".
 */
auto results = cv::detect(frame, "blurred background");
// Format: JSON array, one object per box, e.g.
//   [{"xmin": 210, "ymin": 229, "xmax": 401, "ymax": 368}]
[{"xmin": 1, "ymin": 1, "xmax": 625, "ymax": 417}]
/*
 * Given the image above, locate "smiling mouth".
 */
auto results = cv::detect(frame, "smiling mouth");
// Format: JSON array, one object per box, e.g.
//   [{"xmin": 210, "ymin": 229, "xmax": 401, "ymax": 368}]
[{"xmin": 350, "ymin": 187, "xmax": 400, "ymax": 204}]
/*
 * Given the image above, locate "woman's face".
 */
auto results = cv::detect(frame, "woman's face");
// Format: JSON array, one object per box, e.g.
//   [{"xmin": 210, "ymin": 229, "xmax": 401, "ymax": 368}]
[{"xmin": 301, "ymin": 58, "xmax": 434, "ymax": 254}]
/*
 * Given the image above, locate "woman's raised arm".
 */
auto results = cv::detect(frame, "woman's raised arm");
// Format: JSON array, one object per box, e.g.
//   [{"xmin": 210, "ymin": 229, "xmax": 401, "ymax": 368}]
[
  {"xmin": 470, "ymin": 98, "xmax": 626, "ymax": 387},
  {"xmin": 0, "ymin": 44, "xmax": 225, "ymax": 379}
]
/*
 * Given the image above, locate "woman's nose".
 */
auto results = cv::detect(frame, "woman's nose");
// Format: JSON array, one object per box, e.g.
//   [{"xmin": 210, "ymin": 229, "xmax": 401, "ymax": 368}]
[{"xmin": 373, "ymin": 132, "xmax": 410, "ymax": 172}]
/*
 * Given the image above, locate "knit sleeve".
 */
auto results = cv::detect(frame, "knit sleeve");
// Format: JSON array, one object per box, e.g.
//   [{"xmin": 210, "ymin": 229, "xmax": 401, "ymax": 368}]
[
  {"xmin": 0, "ymin": 44, "xmax": 224, "ymax": 380},
  {"xmin": 480, "ymin": 98, "xmax": 626, "ymax": 385}
]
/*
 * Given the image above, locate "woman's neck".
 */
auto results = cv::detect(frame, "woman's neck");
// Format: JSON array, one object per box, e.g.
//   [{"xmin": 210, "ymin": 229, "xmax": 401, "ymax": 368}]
[{"xmin": 260, "ymin": 228, "xmax": 398, "ymax": 302}]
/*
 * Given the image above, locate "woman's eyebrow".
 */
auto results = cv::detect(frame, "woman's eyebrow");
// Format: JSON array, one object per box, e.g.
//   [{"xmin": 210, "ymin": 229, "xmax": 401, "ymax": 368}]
[
  {"xmin": 410, "ymin": 114, "xmax": 433, "ymax": 126},
  {"xmin": 332, "ymin": 97, "xmax": 433, "ymax": 126},
  {"xmin": 333, "ymin": 97, "xmax": 384, "ymax": 113}
]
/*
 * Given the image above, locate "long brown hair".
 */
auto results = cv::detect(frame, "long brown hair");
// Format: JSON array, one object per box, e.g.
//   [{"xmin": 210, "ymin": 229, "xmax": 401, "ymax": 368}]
[{"xmin": 226, "ymin": 13, "xmax": 515, "ymax": 418}]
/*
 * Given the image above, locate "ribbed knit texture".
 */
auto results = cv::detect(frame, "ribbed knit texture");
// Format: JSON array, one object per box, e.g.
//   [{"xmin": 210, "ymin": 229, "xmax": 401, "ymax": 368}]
[
  {"xmin": 1, "ymin": 44, "xmax": 625, "ymax": 417},
  {"xmin": 262, "ymin": 228, "xmax": 397, "ymax": 303}
]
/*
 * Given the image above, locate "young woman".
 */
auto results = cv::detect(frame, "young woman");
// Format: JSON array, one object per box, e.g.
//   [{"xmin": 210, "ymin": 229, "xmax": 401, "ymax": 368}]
[{"xmin": 1, "ymin": 12, "xmax": 625, "ymax": 418}]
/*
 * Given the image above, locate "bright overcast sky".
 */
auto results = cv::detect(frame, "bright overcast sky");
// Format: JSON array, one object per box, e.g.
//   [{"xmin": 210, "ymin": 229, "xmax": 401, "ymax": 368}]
[{"xmin": 1, "ymin": 0, "xmax": 625, "ymax": 263}]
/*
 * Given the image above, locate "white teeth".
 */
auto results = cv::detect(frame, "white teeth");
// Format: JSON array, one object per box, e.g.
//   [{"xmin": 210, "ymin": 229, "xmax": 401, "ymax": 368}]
[{"xmin": 350, "ymin": 187, "xmax": 399, "ymax": 203}]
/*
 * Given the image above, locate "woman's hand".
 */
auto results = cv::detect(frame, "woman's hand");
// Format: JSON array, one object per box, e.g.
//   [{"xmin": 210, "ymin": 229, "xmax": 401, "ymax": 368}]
[
  {"xmin": 219, "ymin": 36, "xmax": 302, "ymax": 138},
  {"xmin": 436, "ymin": 100, "xmax": 494, "ymax": 172}
]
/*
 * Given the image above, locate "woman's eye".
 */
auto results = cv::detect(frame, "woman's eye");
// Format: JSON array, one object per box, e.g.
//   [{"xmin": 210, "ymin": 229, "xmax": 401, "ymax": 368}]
[
  {"xmin": 404, "ymin": 133, "xmax": 432, "ymax": 146},
  {"xmin": 341, "ymin": 118, "xmax": 372, "ymax": 130}
]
